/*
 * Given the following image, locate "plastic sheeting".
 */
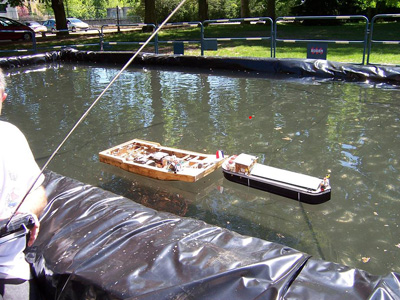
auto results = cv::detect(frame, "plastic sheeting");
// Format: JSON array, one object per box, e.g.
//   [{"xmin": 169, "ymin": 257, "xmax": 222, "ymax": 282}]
[
  {"xmin": 58, "ymin": 49, "xmax": 400, "ymax": 84},
  {"xmin": 0, "ymin": 52, "xmax": 60, "ymax": 69},
  {"xmin": 2, "ymin": 50, "xmax": 399, "ymax": 298},
  {"xmin": 27, "ymin": 171, "xmax": 400, "ymax": 299},
  {"xmin": 1, "ymin": 49, "xmax": 400, "ymax": 85}
]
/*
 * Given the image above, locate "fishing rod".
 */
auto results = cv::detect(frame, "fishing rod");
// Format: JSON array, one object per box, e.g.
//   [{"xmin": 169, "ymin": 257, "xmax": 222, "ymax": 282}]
[{"xmin": 4, "ymin": 0, "xmax": 190, "ymax": 231}]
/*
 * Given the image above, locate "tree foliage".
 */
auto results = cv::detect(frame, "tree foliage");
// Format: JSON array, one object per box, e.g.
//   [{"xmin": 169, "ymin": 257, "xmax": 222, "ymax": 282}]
[
  {"xmin": 135, "ymin": 0, "xmax": 238, "ymax": 23},
  {"xmin": 291, "ymin": 0, "xmax": 400, "ymax": 16},
  {"xmin": 208, "ymin": 0, "xmax": 238, "ymax": 19},
  {"xmin": 7, "ymin": 0, "xmax": 400, "ymax": 24},
  {"xmin": 291, "ymin": 0, "xmax": 340, "ymax": 16}
]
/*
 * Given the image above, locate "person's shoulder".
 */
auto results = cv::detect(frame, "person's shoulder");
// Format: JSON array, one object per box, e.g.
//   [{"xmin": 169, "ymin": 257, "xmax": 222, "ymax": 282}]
[
  {"xmin": 0, "ymin": 121, "xmax": 25, "ymax": 139},
  {"xmin": 0, "ymin": 120, "xmax": 19, "ymax": 130}
]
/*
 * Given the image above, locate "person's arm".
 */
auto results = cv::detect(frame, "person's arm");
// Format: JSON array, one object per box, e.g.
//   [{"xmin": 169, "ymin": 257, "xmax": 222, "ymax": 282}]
[{"xmin": 17, "ymin": 185, "xmax": 47, "ymax": 247}]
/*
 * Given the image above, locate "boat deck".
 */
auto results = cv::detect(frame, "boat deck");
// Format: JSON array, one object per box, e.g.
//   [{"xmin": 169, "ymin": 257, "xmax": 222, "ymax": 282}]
[{"xmin": 250, "ymin": 164, "xmax": 323, "ymax": 191}]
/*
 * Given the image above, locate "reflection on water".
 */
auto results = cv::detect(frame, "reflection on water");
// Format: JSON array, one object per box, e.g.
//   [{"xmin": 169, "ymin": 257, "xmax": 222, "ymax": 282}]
[{"xmin": 3, "ymin": 62, "xmax": 400, "ymax": 275}]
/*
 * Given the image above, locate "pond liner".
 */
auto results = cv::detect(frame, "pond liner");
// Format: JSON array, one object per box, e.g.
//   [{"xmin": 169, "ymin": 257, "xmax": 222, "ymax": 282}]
[
  {"xmin": 27, "ymin": 170, "xmax": 400, "ymax": 299},
  {"xmin": 58, "ymin": 49, "xmax": 400, "ymax": 84},
  {"xmin": 0, "ymin": 51, "xmax": 60, "ymax": 69},
  {"xmin": 1, "ymin": 49, "xmax": 400, "ymax": 85}
]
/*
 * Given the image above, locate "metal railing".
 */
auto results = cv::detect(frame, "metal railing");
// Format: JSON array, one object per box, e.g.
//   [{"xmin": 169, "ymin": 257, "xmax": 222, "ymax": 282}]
[
  {"xmin": 367, "ymin": 14, "xmax": 400, "ymax": 65},
  {"xmin": 36, "ymin": 28, "xmax": 102, "ymax": 52},
  {"xmin": 100, "ymin": 23, "xmax": 157, "ymax": 52},
  {"xmin": 274, "ymin": 15, "xmax": 369, "ymax": 64},
  {"xmin": 157, "ymin": 22, "xmax": 202, "ymax": 55},
  {"xmin": 202, "ymin": 17, "xmax": 274, "ymax": 57},
  {"xmin": 1, "ymin": 14, "xmax": 400, "ymax": 66}
]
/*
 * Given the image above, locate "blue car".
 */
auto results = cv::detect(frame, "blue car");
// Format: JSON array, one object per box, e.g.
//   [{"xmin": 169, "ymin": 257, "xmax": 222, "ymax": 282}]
[{"xmin": 43, "ymin": 19, "xmax": 56, "ymax": 32}]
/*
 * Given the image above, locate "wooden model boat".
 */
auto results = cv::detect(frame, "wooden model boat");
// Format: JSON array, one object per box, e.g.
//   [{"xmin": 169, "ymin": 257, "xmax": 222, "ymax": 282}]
[
  {"xmin": 222, "ymin": 154, "xmax": 331, "ymax": 204},
  {"xmin": 99, "ymin": 139, "xmax": 227, "ymax": 182}
]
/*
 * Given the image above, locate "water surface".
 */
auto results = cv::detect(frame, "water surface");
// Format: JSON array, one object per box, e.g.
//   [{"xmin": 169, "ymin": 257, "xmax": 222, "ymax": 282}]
[{"xmin": 3, "ymin": 62, "xmax": 400, "ymax": 275}]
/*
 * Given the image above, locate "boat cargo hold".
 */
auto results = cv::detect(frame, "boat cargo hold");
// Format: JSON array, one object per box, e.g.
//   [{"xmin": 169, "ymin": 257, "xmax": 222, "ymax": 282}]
[
  {"xmin": 99, "ymin": 139, "xmax": 227, "ymax": 182},
  {"xmin": 222, "ymin": 153, "xmax": 331, "ymax": 204}
]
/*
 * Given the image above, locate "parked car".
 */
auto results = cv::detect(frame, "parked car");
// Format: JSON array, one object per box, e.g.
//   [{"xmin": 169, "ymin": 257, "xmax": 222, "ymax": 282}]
[
  {"xmin": 43, "ymin": 18, "xmax": 89, "ymax": 33},
  {"xmin": 67, "ymin": 18, "xmax": 89, "ymax": 32},
  {"xmin": 0, "ymin": 16, "xmax": 35, "ymax": 41},
  {"xmin": 24, "ymin": 21, "xmax": 47, "ymax": 33},
  {"xmin": 43, "ymin": 19, "xmax": 56, "ymax": 32}
]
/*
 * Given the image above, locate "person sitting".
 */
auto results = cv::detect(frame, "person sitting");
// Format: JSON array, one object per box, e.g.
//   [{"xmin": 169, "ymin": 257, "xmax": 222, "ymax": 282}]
[{"xmin": 0, "ymin": 69, "xmax": 47, "ymax": 300}]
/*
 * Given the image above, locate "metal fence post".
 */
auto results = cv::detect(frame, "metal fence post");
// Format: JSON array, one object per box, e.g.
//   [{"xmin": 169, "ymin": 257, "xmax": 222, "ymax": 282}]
[
  {"xmin": 155, "ymin": 25, "xmax": 159, "ymax": 54},
  {"xmin": 367, "ymin": 14, "xmax": 400, "ymax": 65},
  {"xmin": 200, "ymin": 22, "xmax": 205, "ymax": 56},
  {"xmin": 31, "ymin": 31, "xmax": 37, "ymax": 54},
  {"xmin": 99, "ymin": 28, "xmax": 104, "ymax": 51}
]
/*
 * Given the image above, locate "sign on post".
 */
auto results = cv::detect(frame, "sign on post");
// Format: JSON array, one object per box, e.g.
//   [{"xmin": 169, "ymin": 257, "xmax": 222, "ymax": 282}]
[
  {"xmin": 203, "ymin": 40, "xmax": 218, "ymax": 51},
  {"xmin": 173, "ymin": 42, "xmax": 184, "ymax": 55},
  {"xmin": 307, "ymin": 42, "xmax": 327, "ymax": 59}
]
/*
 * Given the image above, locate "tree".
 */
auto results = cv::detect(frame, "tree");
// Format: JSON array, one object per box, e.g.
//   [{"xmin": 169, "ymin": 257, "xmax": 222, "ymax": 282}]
[
  {"xmin": 266, "ymin": 0, "xmax": 275, "ymax": 20},
  {"xmin": 198, "ymin": 0, "xmax": 208, "ymax": 21},
  {"xmin": 51, "ymin": 0, "xmax": 68, "ymax": 35},
  {"xmin": 15, "ymin": 0, "xmax": 69, "ymax": 35},
  {"xmin": 241, "ymin": 0, "xmax": 250, "ymax": 18},
  {"xmin": 144, "ymin": 0, "xmax": 156, "ymax": 24}
]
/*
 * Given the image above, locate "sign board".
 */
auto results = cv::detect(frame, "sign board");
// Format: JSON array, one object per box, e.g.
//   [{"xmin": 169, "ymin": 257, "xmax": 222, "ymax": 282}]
[
  {"xmin": 203, "ymin": 40, "xmax": 218, "ymax": 51},
  {"xmin": 307, "ymin": 42, "xmax": 327, "ymax": 59},
  {"xmin": 173, "ymin": 42, "xmax": 184, "ymax": 55}
]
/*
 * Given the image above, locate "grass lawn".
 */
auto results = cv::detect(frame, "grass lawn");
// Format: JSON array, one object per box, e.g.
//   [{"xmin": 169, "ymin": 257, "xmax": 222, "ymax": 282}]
[{"xmin": 0, "ymin": 20, "xmax": 399, "ymax": 66}]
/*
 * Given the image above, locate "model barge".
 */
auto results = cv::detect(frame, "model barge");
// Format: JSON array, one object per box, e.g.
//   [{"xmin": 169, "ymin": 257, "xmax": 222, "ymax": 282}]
[
  {"xmin": 99, "ymin": 139, "xmax": 226, "ymax": 182},
  {"xmin": 222, "ymin": 154, "xmax": 331, "ymax": 204}
]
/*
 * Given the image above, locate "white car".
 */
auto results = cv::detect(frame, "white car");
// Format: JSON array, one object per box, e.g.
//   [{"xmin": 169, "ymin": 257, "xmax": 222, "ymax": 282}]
[
  {"xmin": 67, "ymin": 18, "xmax": 89, "ymax": 32},
  {"xmin": 24, "ymin": 21, "xmax": 47, "ymax": 33}
]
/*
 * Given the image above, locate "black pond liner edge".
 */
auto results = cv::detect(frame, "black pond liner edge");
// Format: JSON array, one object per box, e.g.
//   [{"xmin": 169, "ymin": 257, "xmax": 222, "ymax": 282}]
[
  {"xmin": 27, "ymin": 170, "xmax": 400, "ymax": 299},
  {"xmin": 1, "ymin": 48, "xmax": 400, "ymax": 86}
]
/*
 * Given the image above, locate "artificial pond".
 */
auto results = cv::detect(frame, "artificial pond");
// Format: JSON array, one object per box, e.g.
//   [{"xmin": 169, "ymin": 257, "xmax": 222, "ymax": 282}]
[{"xmin": 2, "ymin": 57, "xmax": 400, "ymax": 276}]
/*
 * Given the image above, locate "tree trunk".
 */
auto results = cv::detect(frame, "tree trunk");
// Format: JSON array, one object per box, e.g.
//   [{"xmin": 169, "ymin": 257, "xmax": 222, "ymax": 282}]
[
  {"xmin": 266, "ymin": 0, "xmax": 275, "ymax": 20},
  {"xmin": 198, "ymin": 0, "xmax": 208, "ymax": 22},
  {"xmin": 51, "ymin": 0, "xmax": 68, "ymax": 36},
  {"xmin": 241, "ymin": 0, "xmax": 250, "ymax": 18},
  {"xmin": 144, "ymin": 0, "xmax": 156, "ymax": 24}
]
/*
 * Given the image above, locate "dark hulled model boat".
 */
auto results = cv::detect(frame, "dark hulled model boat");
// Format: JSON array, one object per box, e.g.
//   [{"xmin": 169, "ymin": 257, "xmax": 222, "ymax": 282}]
[{"xmin": 222, "ymin": 154, "xmax": 331, "ymax": 204}]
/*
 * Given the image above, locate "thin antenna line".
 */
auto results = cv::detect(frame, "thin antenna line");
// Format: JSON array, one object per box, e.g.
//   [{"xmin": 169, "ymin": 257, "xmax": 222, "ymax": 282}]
[{"xmin": 7, "ymin": 0, "xmax": 189, "ymax": 227}]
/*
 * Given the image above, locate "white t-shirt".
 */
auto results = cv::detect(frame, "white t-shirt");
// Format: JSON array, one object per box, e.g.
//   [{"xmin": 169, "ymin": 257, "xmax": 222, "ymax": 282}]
[{"xmin": 0, "ymin": 121, "xmax": 44, "ymax": 280}]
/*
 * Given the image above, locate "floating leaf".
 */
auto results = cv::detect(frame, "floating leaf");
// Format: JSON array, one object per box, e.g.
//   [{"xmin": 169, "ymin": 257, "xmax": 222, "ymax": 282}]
[{"xmin": 362, "ymin": 257, "xmax": 370, "ymax": 263}]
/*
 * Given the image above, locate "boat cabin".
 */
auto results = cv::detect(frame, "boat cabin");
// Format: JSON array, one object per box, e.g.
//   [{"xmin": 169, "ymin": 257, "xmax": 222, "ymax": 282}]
[{"xmin": 234, "ymin": 154, "xmax": 257, "ymax": 175}]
